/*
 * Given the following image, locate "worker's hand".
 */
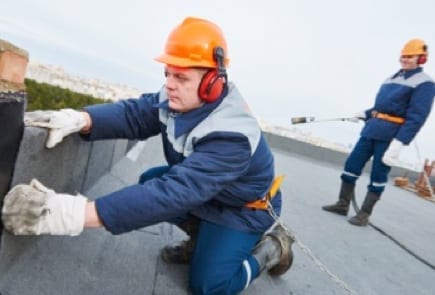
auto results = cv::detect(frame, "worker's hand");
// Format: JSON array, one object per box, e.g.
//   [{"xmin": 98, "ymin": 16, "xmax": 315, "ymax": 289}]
[
  {"xmin": 24, "ymin": 109, "xmax": 87, "ymax": 148},
  {"xmin": 348, "ymin": 111, "xmax": 366, "ymax": 123},
  {"xmin": 1, "ymin": 179, "xmax": 87, "ymax": 236},
  {"xmin": 382, "ymin": 139, "xmax": 405, "ymax": 167}
]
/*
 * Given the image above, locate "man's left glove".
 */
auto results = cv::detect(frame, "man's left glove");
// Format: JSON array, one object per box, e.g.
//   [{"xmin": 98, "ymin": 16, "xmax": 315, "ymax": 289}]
[
  {"xmin": 1, "ymin": 179, "xmax": 87, "ymax": 236},
  {"xmin": 24, "ymin": 109, "xmax": 87, "ymax": 148},
  {"xmin": 382, "ymin": 138, "xmax": 405, "ymax": 167}
]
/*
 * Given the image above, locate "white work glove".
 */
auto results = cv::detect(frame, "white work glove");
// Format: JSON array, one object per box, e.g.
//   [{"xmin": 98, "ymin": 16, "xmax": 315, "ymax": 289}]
[
  {"xmin": 1, "ymin": 179, "xmax": 87, "ymax": 236},
  {"xmin": 348, "ymin": 111, "xmax": 366, "ymax": 123},
  {"xmin": 24, "ymin": 109, "xmax": 87, "ymax": 148},
  {"xmin": 382, "ymin": 139, "xmax": 405, "ymax": 167}
]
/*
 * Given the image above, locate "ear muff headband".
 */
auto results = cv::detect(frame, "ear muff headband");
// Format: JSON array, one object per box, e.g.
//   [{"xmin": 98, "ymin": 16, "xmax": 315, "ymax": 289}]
[{"xmin": 198, "ymin": 46, "xmax": 228, "ymax": 103}]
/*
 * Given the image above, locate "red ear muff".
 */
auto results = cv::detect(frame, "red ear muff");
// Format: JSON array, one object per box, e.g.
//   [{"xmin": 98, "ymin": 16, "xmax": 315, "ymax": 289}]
[
  {"xmin": 198, "ymin": 70, "xmax": 225, "ymax": 103},
  {"xmin": 418, "ymin": 55, "xmax": 427, "ymax": 65},
  {"xmin": 198, "ymin": 46, "xmax": 227, "ymax": 103}
]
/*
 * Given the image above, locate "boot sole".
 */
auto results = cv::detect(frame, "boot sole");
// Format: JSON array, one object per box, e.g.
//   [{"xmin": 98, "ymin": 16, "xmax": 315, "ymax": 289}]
[
  {"xmin": 348, "ymin": 221, "xmax": 368, "ymax": 226},
  {"xmin": 348, "ymin": 216, "xmax": 369, "ymax": 226},
  {"xmin": 266, "ymin": 225, "xmax": 295, "ymax": 276},
  {"xmin": 268, "ymin": 250, "xmax": 293, "ymax": 276},
  {"xmin": 321, "ymin": 206, "xmax": 348, "ymax": 216}
]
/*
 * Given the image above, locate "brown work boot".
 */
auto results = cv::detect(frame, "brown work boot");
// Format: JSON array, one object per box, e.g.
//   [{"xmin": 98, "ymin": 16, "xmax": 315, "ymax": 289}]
[
  {"xmin": 253, "ymin": 223, "xmax": 294, "ymax": 276},
  {"xmin": 160, "ymin": 238, "xmax": 195, "ymax": 264}
]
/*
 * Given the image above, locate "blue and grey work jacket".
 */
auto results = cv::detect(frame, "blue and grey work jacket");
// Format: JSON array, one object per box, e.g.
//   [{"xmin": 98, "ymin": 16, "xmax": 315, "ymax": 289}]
[
  {"xmin": 361, "ymin": 67, "xmax": 434, "ymax": 144},
  {"xmin": 81, "ymin": 82, "xmax": 281, "ymax": 235}
]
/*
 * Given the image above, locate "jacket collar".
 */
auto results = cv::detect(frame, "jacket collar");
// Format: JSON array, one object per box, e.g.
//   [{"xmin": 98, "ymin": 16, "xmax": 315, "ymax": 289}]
[
  {"xmin": 154, "ymin": 86, "xmax": 228, "ymax": 138},
  {"xmin": 393, "ymin": 67, "xmax": 422, "ymax": 79}
]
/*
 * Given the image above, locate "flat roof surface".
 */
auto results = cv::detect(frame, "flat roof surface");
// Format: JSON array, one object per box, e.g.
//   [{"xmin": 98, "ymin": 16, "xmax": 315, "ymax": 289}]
[{"xmin": 1, "ymin": 136, "xmax": 434, "ymax": 295}]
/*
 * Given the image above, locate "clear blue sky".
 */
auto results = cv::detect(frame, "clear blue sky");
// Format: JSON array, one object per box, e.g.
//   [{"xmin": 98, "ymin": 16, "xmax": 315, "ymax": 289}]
[{"xmin": 2, "ymin": 0, "xmax": 435, "ymax": 167}]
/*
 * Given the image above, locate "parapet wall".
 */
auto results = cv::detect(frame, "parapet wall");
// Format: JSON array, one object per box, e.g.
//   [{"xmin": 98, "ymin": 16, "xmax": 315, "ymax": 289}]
[
  {"xmin": 9, "ymin": 127, "xmax": 351, "ymax": 198},
  {"xmin": 262, "ymin": 131, "xmax": 419, "ymax": 180},
  {"xmin": 10, "ymin": 127, "xmax": 133, "ymax": 194},
  {"xmin": 9, "ymin": 128, "xmax": 420, "ymax": 198}
]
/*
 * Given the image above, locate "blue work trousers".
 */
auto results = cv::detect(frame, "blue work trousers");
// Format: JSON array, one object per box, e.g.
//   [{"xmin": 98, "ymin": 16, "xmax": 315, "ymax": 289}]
[
  {"xmin": 341, "ymin": 136, "xmax": 391, "ymax": 195},
  {"xmin": 189, "ymin": 220, "xmax": 263, "ymax": 294},
  {"xmin": 139, "ymin": 166, "xmax": 264, "ymax": 294}
]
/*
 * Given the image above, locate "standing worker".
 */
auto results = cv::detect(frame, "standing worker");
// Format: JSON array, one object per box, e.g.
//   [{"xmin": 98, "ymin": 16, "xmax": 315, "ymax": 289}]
[
  {"xmin": 322, "ymin": 38, "xmax": 434, "ymax": 226},
  {"xmin": 1, "ymin": 17, "xmax": 294, "ymax": 294}
]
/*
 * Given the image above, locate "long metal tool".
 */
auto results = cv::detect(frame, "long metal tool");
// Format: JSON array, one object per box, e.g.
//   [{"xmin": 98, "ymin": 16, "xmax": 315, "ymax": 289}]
[{"xmin": 290, "ymin": 116, "xmax": 358, "ymax": 125}]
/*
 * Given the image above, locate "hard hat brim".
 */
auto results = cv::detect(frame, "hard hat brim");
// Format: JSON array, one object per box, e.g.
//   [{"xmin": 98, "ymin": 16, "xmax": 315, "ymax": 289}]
[{"xmin": 154, "ymin": 54, "xmax": 215, "ymax": 68}]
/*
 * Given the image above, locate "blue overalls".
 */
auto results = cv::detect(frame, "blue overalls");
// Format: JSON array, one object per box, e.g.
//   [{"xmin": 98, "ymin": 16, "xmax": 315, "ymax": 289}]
[
  {"xmin": 83, "ymin": 83, "xmax": 282, "ymax": 294},
  {"xmin": 342, "ymin": 67, "xmax": 434, "ymax": 196}
]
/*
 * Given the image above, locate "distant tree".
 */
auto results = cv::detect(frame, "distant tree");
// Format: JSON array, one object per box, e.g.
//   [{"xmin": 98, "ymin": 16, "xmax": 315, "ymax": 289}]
[{"xmin": 24, "ymin": 79, "xmax": 106, "ymax": 111}]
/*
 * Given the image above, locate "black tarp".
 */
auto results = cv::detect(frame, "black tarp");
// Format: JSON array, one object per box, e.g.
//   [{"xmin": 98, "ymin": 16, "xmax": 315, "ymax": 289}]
[{"xmin": 0, "ymin": 91, "xmax": 25, "ymax": 234}]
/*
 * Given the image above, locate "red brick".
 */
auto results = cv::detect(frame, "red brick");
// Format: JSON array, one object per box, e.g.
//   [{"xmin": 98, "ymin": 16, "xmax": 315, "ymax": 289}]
[{"xmin": 0, "ymin": 40, "xmax": 29, "ymax": 85}]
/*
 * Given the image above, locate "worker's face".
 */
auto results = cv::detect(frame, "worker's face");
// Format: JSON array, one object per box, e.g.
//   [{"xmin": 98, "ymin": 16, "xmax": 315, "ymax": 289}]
[
  {"xmin": 164, "ymin": 65, "xmax": 206, "ymax": 112},
  {"xmin": 399, "ymin": 55, "xmax": 419, "ymax": 71}
]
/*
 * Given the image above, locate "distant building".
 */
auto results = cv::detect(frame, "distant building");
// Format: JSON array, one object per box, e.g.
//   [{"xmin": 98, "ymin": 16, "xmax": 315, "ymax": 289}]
[{"xmin": 26, "ymin": 60, "xmax": 141, "ymax": 101}]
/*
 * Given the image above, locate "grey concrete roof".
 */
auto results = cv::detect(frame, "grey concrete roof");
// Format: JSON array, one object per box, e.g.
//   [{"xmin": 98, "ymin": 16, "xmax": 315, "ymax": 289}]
[{"xmin": 1, "ymin": 134, "xmax": 435, "ymax": 295}]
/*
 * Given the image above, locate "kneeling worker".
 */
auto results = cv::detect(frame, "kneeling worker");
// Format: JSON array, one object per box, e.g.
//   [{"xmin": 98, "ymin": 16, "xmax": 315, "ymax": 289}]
[{"xmin": 2, "ymin": 17, "xmax": 294, "ymax": 294}]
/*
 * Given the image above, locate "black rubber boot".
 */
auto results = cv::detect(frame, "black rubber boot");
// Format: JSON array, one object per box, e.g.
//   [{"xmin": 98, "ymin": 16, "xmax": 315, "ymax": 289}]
[
  {"xmin": 348, "ymin": 191, "xmax": 379, "ymax": 226},
  {"xmin": 253, "ymin": 223, "xmax": 295, "ymax": 276},
  {"xmin": 322, "ymin": 181, "xmax": 354, "ymax": 216},
  {"xmin": 160, "ymin": 216, "xmax": 200, "ymax": 264}
]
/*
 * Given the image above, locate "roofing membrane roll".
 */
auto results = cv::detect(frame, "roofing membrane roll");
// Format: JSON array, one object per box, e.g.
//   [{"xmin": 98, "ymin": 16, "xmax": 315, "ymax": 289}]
[{"xmin": 0, "ymin": 91, "xmax": 25, "ymax": 236}]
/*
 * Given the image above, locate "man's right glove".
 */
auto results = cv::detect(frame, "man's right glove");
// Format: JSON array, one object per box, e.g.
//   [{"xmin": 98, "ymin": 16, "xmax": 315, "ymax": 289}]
[
  {"xmin": 1, "ymin": 179, "xmax": 87, "ymax": 236},
  {"xmin": 24, "ymin": 109, "xmax": 87, "ymax": 148},
  {"xmin": 382, "ymin": 138, "xmax": 405, "ymax": 167}
]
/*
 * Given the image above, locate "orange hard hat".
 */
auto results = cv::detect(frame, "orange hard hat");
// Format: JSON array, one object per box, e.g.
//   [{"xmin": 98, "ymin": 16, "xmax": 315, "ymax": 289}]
[
  {"xmin": 401, "ymin": 38, "xmax": 428, "ymax": 56},
  {"xmin": 155, "ymin": 17, "xmax": 229, "ymax": 68}
]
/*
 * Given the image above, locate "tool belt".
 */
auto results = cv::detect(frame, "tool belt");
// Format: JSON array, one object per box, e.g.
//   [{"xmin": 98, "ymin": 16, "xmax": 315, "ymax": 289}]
[
  {"xmin": 245, "ymin": 175, "xmax": 284, "ymax": 210},
  {"xmin": 371, "ymin": 111, "xmax": 405, "ymax": 124}
]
